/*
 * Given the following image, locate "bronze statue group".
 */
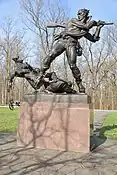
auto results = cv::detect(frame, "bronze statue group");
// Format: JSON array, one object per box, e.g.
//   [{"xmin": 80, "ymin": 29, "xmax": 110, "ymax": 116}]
[{"xmin": 7, "ymin": 8, "xmax": 113, "ymax": 100}]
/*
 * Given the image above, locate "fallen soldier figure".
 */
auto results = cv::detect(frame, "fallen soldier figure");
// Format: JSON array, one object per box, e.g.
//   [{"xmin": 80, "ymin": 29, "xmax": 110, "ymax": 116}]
[{"xmin": 7, "ymin": 57, "xmax": 77, "ymax": 94}]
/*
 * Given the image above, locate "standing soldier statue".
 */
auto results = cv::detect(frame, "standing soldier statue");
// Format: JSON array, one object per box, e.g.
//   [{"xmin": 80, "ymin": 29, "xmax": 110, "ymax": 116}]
[{"xmin": 34, "ymin": 8, "xmax": 113, "ymax": 93}]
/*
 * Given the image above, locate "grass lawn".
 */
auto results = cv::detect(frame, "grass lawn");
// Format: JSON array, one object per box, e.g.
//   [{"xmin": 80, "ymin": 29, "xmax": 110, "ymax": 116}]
[
  {"xmin": 100, "ymin": 112, "xmax": 117, "ymax": 139},
  {"xmin": 0, "ymin": 107, "xmax": 18, "ymax": 132}
]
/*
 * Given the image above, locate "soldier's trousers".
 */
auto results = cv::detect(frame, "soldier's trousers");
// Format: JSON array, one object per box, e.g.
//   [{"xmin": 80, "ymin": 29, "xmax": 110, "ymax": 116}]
[{"xmin": 41, "ymin": 39, "xmax": 82, "ymax": 83}]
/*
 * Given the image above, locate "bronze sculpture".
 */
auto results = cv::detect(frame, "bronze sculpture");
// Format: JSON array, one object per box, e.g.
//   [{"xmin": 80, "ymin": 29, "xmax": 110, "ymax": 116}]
[
  {"xmin": 42, "ymin": 72, "xmax": 76, "ymax": 94},
  {"xmin": 7, "ymin": 57, "xmax": 76, "ymax": 94},
  {"xmin": 34, "ymin": 8, "xmax": 112, "ymax": 93},
  {"xmin": 7, "ymin": 56, "xmax": 41, "ymax": 90},
  {"xmin": 8, "ymin": 9, "xmax": 113, "ymax": 95}
]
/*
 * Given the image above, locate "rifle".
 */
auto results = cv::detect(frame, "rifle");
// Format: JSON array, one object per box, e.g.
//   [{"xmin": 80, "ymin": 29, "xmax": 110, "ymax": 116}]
[
  {"xmin": 97, "ymin": 20, "xmax": 114, "ymax": 26},
  {"xmin": 47, "ymin": 22, "xmax": 66, "ymax": 28}
]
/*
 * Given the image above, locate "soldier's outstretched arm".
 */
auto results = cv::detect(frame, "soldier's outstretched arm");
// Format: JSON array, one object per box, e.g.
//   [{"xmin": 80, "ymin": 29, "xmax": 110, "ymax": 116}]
[
  {"xmin": 47, "ymin": 22, "xmax": 66, "ymax": 28},
  {"xmin": 84, "ymin": 33, "xmax": 98, "ymax": 42},
  {"xmin": 84, "ymin": 25, "xmax": 103, "ymax": 42}
]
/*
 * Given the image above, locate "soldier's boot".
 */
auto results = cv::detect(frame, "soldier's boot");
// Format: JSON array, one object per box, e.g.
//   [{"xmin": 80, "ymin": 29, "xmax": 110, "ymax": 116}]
[{"xmin": 76, "ymin": 80, "xmax": 85, "ymax": 93}]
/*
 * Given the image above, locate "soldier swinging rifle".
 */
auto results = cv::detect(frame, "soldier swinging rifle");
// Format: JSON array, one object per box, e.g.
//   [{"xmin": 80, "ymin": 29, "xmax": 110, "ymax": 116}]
[
  {"xmin": 7, "ymin": 8, "xmax": 113, "ymax": 96},
  {"xmin": 34, "ymin": 8, "xmax": 113, "ymax": 93}
]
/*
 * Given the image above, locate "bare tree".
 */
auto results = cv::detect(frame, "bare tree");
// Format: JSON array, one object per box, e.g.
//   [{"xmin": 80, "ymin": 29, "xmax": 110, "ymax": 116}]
[
  {"xmin": 0, "ymin": 17, "xmax": 33, "ymax": 105},
  {"xmin": 79, "ymin": 27, "xmax": 117, "ymax": 109},
  {"xmin": 20, "ymin": 0, "xmax": 67, "ymax": 68}
]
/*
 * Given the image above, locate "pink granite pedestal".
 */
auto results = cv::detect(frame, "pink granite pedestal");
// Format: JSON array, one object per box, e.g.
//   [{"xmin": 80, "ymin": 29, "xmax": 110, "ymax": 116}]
[{"xmin": 17, "ymin": 93, "xmax": 91, "ymax": 153}]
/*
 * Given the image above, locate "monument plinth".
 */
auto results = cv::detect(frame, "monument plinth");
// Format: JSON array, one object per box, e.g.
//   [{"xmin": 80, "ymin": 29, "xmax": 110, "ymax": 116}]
[{"xmin": 17, "ymin": 93, "xmax": 91, "ymax": 153}]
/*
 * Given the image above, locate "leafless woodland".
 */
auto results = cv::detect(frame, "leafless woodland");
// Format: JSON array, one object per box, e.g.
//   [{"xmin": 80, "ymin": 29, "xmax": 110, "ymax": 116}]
[{"xmin": 0, "ymin": 0, "xmax": 116, "ymax": 109}]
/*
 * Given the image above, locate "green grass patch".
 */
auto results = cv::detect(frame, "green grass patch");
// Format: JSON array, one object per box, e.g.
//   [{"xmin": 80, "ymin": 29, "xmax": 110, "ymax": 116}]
[
  {"xmin": 100, "ymin": 112, "xmax": 117, "ymax": 139},
  {"xmin": 0, "ymin": 107, "xmax": 18, "ymax": 132}
]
